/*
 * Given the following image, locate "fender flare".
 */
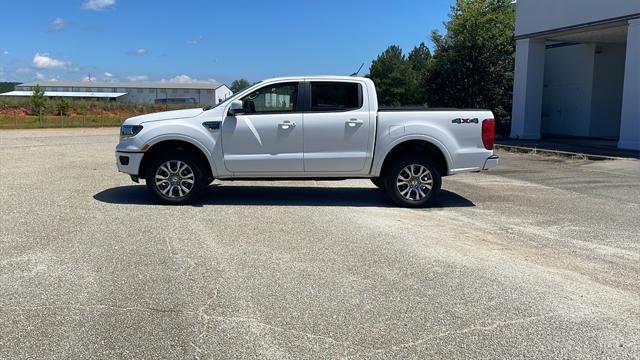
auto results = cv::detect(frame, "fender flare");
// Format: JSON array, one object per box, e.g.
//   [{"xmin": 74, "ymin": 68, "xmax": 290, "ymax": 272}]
[
  {"xmin": 372, "ymin": 134, "xmax": 453, "ymax": 177},
  {"xmin": 142, "ymin": 133, "xmax": 220, "ymax": 177}
]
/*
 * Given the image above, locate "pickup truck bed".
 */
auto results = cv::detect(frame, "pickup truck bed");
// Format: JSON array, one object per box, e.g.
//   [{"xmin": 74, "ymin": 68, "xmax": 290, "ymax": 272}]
[{"xmin": 379, "ymin": 107, "xmax": 490, "ymax": 112}]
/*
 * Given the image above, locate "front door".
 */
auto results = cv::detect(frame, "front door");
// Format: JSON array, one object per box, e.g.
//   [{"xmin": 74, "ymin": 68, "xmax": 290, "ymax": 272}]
[
  {"xmin": 303, "ymin": 81, "xmax": 371, "ymax": 172},
  {"xmin": 221, "ymin": 82, "xmax": 303, "ymax": 173}
]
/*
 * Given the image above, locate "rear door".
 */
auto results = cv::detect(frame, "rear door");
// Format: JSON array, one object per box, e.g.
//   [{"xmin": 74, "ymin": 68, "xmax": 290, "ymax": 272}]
[
  {"xmin": 303, "ymin": 81, "xmax": 371, "ymax": 172},
  {"xmin": 221, "ymin": 82, "xmax": 303, "ymax": 173}
]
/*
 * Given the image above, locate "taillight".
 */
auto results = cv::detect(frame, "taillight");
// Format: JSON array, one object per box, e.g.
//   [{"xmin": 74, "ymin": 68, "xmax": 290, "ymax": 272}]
[{"xmin": 482, "ymin": 119, "xmax": 495, "ymax": 150}]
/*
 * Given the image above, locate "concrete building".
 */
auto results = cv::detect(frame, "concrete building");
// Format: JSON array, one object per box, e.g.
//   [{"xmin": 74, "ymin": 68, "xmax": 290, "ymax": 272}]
[
  {"xmin": 0, "ymin": 81, "xmax": 233, "ymax": 105},
  {"xmin": 511, "ymin": 0, "xmax": 640, "ymax": 150}
]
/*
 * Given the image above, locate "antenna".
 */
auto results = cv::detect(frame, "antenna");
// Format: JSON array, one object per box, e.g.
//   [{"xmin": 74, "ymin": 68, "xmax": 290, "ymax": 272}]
[{"xmin": 350, "ymin": 63, "xmax": 364, "ymax": 77}]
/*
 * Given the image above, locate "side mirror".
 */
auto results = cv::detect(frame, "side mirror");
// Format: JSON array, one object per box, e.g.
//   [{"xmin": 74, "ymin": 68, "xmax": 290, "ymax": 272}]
[{"xmin": 228, "ymin": 100, "xmax": 243, "ymax": 116}]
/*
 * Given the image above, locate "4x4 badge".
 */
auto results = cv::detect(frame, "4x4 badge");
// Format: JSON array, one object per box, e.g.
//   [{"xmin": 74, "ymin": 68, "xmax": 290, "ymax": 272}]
[{"xmin": 452, "ymin": 118, "xmax": 478, "ymax": 124}]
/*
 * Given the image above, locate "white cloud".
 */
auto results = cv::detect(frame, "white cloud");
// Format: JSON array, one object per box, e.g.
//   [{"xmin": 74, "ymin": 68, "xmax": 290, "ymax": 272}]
[
  {"xmin": 33, "ymin": 53, "xmax": 68, "ymax": 69},
  {"xmin": 127, "ymin": 48, "xmax": 147, "ymax": 56},
  {"xmin": 102, "ymin": 72, "xmax": 117, "ymax": 82},
  {"xmin": 127, "ymin": 75, "xmax": 149, "ymax": 82},
  {"xmin": 32, "ymin": 73, "xmax": 59, "ymax": 82},
  {"xmin": 162, "ymin": 74, "xmax": 218, "ymax": 84},
  {"xmin": 82, "ymin": 0, "xmax": 115, "ymax": 11},
  {"xmin": 50, "ymin": 17, "xmax": 67, "ymax": 31},
  {"xmin": 2, "ymin": 50, "xmax": 8, "ymax": 55},
  {"xmin": 186, "ymin": 36, "xmax": 203, "ymax": 45}
]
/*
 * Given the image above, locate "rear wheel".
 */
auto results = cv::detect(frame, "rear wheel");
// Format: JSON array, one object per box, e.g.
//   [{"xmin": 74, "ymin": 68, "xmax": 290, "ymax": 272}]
[
  {"xmin": 145, "ymin": 151, "xmax": 207, "ymax": 205},
  {"xmin": 384, "ymin": 158, "xmax": 441, "ymax": 208}
]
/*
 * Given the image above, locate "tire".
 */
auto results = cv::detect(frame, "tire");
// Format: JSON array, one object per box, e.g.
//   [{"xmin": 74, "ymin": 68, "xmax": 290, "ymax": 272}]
[
  {"xmin": 145, "ymin": 150, "xmax": 207, "ymax": 205},
  {"xmin": 371, "ymin": 178, "xmax": 385, "ymax": 190},
  {"xmin": 383, "ymin": 158, "xmax": 441, "ymax": 208}
]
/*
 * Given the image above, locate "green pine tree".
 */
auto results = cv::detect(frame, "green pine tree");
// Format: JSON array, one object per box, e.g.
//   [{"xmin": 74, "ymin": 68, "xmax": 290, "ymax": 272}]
[
  {"xmin": 368, "ymin": 45, "xmax": 420, "ymax": 106},
  {"xmin": 427, "ymin": 0, "xmax": 515, "ymax": 134},
  {"xmin": 230, "ymin": 79, "xmax": 251, "ymax": 93},
  {"xmin": 31, "ymin": 85, "xmax": 47, "ymax": 123}
]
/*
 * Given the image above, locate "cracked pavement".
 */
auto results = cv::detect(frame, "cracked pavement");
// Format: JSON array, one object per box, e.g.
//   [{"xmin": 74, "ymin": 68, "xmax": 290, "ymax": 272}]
[{"xmin": 1, "ymin": 128, "xmax": 639, "ymax": 359}]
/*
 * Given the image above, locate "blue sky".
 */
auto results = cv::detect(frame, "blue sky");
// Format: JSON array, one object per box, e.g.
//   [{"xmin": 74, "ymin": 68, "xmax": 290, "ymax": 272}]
[{"xmin": 0, "ymin": 0, "xmax": 454, "ymax": 85}]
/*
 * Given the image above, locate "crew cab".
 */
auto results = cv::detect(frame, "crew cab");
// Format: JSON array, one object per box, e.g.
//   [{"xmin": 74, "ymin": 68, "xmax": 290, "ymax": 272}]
[{"xmin": 116, "ymin": 76, "xmax": 498, "ymax": 207}]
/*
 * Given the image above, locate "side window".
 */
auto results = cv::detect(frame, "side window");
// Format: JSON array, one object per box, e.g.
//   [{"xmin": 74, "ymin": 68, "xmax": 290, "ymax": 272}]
[
  {"xmin": 310, "ymin": 82, "xmax": 362, "ymax": 111},
  {"xmin": 241, "ymin": 82, "xmax": 298, "ymax": 114}
]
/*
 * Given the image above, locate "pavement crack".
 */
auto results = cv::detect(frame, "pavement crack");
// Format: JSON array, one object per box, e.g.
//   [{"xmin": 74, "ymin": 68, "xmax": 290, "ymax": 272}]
[
  {"xmin": 165, "ymin": 237, "xmax": 173, "ymax": 257},
  {"xmin": 193, "ymin": 286, "xmax": 363, "ymax": 355},
  {"xmin": 189, "ymin": 342, "xmax": 203, "ymax": 360},
  {"xmin": 198, "ymin": 307, "xmax": 365, "ymax": 356},
  {"xmin": 1, "ymin": 304, "xmax": 192, "ymax": 315},
  {"xmin": 191, "ymin": 286, "xmax": 220, "ymax": 359},
  {"xmin": 214, "ymin": 315, "xmax": 353, "ymax": 345},
  {"xmin": 343, "ymin": 314, "xmax": 551, "ymax": 358}
]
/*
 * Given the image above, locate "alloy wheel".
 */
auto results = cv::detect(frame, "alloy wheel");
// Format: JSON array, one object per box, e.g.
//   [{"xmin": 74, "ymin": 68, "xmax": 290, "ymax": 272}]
[
  {"xmin": 396, "ymin": 164, "xmax": 433, "ymax": 201},
  {"xmin": 155, "ymin": 160, "xmax": 195, "ymax": 198}
]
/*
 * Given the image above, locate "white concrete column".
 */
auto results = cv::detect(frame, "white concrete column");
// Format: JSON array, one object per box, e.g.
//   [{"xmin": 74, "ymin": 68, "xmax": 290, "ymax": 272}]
[
  {"xmin": 618, "ymin": 19, "xmax": 640, "ymax": 150},
  {"xmin": 511, "ymin": 38, "xmax": 546, "ymax": 140}
]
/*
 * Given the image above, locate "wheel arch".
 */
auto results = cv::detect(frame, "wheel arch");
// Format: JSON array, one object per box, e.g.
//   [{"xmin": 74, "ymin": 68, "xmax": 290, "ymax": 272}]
[
  {"xmin": 138, "ymin": 137, "xmax": 215, "ymax": 179},
  {"xmin": 377, "ymin": 137, "xmax": 450, "ymax": 178}
]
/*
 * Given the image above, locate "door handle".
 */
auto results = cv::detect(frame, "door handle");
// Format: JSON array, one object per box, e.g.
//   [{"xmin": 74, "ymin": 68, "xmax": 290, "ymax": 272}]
[
  {"xmin": 346, "ymin": 118, "xmax": 364, "ymax": 127},
  {"xmin": 278, "ymin": 121, "xmax": 296, "ymax": 129}
]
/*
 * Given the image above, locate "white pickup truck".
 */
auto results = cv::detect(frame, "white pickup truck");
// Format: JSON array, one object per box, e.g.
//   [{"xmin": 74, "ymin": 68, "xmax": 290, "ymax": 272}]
[{"xmin": 116, "ymin": 76, "xmax": 498, "ymax": 207}]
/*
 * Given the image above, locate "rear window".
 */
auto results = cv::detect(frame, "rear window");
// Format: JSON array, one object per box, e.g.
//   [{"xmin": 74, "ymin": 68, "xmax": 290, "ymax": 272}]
[{"xmin": 310, "ymin": 82, "xmax": 362, "ymax": 111}]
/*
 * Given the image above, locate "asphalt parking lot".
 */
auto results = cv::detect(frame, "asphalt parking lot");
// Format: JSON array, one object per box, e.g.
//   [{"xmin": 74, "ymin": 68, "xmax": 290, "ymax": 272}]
[{"xmin": 1, "ymin": 128, "xmax": 639, "ymax": 359}]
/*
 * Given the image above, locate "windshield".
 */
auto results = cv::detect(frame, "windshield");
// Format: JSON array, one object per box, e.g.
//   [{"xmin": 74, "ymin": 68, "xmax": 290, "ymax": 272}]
[
  {"xmin": 203, "ymin": 96, "xmax": 233, "ymax": 111},
  {"xmin": 202, "ymin": 81, "xmax": 263, "ymax": 111}
]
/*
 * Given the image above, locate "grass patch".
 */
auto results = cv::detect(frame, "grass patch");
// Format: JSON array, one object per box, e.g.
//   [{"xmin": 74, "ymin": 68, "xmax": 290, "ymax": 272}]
[{"xmin": 0, "ymin": 115, "xmax": 123, "ymax": 129}]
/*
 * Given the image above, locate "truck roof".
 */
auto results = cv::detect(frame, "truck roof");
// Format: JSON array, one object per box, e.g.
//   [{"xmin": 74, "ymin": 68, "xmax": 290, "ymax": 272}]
[{"xmin": 260, "ymin": 75, "xmax": 370, "ymax": 82}]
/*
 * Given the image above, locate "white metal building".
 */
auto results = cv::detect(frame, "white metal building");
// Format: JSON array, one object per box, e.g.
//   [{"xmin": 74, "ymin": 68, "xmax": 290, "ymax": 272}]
[
  {"xmin": 1, "ymin": 81, "xmax": 233, "ymax": 106},
  {"xmin": 511, "ymin": 0, "xmax": 640, "ymax": 150}
]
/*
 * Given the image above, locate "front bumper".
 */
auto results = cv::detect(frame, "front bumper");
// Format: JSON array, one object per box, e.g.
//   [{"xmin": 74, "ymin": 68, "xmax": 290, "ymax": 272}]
[
  {"xmin": 116, "ymin": 151, "xmax": 144, "ymax": 175},
  {"xmin": 483, "ymin": 155, "xmax": 499, "ymax": 170}
]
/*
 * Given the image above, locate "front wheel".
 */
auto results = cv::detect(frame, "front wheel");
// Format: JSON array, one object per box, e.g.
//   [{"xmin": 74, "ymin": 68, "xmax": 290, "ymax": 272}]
[
  {"xmin": 145, "ymin": 151, "xmax": 207, "ymax": 205},
  {"xmin": 384, "ymin": 159, "xmax": 441, "ymax": 208}
]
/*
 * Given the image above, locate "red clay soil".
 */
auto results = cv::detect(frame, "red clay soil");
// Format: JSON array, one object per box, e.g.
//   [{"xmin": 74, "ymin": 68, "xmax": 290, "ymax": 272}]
[
  {"xmin": 0, "ymin": 107, "xmax": 30, "ymax": 116},
  {"xmin": 0, "ymin": 104, "xmax": 190, "ymax": 118}
]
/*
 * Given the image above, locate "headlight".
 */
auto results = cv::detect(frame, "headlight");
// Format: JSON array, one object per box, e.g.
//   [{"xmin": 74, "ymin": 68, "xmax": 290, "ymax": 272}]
[{"xmin": 120, "ymin": 125, "xmax": 143, "ymax": 141}]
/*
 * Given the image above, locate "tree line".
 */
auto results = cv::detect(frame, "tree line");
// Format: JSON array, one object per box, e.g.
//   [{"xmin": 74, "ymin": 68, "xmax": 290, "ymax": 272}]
[
  {"xmin": 368, "ymin": 0, "xmax": 515, "ymax": 135},
  {"xmin": 0, "ymin": 82, "xmax": 19, "ymax": 94}
]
